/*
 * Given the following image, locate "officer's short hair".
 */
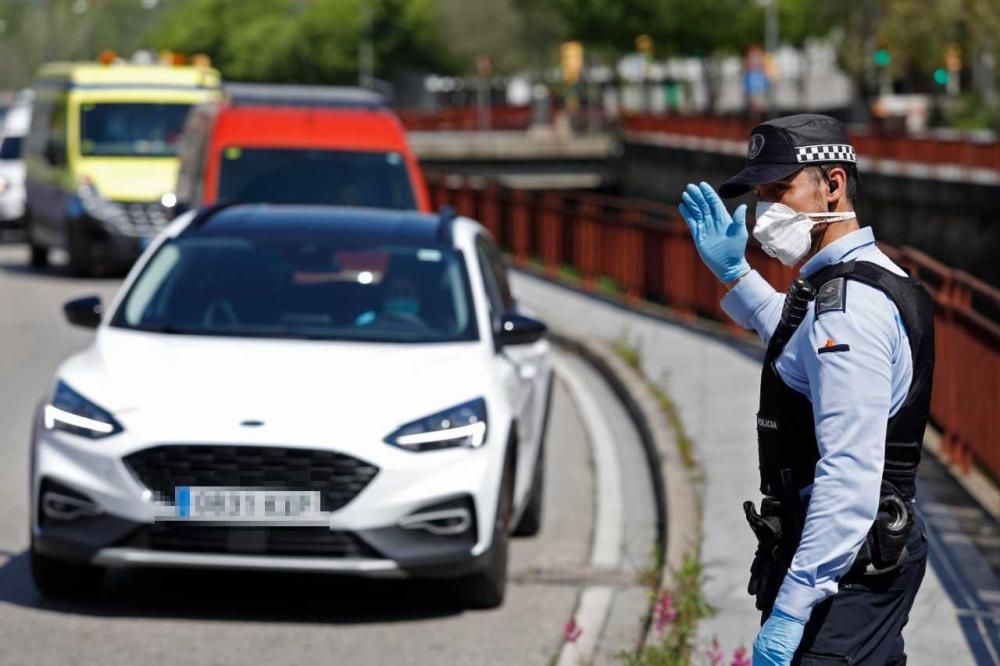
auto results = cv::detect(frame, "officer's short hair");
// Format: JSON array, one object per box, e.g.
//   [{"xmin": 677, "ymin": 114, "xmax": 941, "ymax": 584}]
[{"xmin": 810, "ymin": 162, "xmax": 859, "ymax": 204}]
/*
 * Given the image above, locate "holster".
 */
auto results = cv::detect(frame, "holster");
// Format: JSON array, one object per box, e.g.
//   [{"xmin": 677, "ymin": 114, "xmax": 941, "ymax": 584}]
[
  {"xmin": 852, "ymin": 492, "xmax": 913, "ymax": 575},
  {"xmin": 743, "ymin": 497, "xmax": 797, "ymax": 613}
]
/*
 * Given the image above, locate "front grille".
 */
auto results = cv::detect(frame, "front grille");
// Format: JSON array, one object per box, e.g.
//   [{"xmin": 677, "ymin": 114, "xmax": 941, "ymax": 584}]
[
  {"xmin": 124, "ymin": 445, "xmax": 379, "ymax": 512},
  {"xmin": 125, "ymin": 523, "xmax": 380, "ymax": 558},
  {"xmin": 112, "ymin": 200, "xmax": 170, "ymax": 234}
]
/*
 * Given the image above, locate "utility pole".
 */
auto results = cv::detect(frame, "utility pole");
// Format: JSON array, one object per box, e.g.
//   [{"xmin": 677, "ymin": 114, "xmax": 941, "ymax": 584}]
[
  {"xmin": 756, "ymin": 0, "xmax": 779, "ymax": 114},
  {"xmin": 358, "ymin": 1, "xmax": 374, "ymax": 89}
]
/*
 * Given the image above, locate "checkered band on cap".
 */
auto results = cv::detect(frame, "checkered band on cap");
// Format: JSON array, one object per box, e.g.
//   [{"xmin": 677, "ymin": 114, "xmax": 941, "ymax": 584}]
[{"xmin": 794, "ymin": 144, "xmax": 856, "ymax": 164}]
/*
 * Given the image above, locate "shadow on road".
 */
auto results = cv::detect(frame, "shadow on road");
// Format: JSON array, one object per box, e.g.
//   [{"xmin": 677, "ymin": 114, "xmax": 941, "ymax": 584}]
[
  {"xmin": 0, "ymin": 252, "xmax": 124, "ymax": 283},
  {"xmin": 0, "ymin": 550, "xmax": 467, "ymax": 625}
]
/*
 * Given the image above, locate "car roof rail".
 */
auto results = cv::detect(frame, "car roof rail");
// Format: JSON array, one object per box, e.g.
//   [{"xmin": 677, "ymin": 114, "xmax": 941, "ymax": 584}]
[
  {"xmin": 223, "ymin": 83, "xmax": 384, "ymax": 109},
  {"xmin": 436, "ymin": 204, "xmax": 458, "ymax": 244}
]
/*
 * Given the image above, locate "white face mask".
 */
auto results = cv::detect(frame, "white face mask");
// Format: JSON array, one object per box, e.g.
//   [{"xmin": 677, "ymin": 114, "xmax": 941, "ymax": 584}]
[{"xmin": 752, "ymin": 202, "xmax": 856, "ymax": 266}]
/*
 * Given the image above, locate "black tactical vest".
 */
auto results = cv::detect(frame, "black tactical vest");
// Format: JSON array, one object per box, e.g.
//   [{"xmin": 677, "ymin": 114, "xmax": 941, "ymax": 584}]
[{"xmin": 756, "ymin": 261, "xmax": 935, "ymax": 503}]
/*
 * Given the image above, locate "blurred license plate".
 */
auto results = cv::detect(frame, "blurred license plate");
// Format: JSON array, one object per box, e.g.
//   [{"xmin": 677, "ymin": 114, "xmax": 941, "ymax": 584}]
[{"xmin": 174, "ymin": 487, "xmax": 325, "ymax": 521}]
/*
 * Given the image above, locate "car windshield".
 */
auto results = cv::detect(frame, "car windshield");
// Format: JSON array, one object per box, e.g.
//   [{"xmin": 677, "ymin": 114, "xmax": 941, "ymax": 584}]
[
  {"xmin": 112, "ymin": 229, "xmax": 478, "ymax": 344},
  {"xmin": 217, "ymin": 147, "xmax": 416, "ymax": 210},
  {"xmin": 79, "ymin": 103, "xmax": 192, "ymax": 157},
  {"xmin": 0, "ymin": 135, "xmax": 21, "ymax": 159}
]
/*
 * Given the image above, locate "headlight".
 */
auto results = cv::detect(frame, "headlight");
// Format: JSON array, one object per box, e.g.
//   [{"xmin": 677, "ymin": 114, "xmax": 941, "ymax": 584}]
[
  {"xmin": 78, "ymin": 183, "xmax": 128, "ymax": 225},
  {"xmin": 43, "ymin": 381, "xmax": 123, "ymax": 439},
  {"xmin": 0, "ymin": 176, "xmax": 8, "ymax": 193},
  {"xmin": 385, "ymin": 398, "xmax": 487, "ymax": 452}
]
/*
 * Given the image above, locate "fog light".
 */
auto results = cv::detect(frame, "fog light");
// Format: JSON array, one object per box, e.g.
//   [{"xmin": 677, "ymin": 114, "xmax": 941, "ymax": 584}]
[
  {"xmin": 398, "ymin": 507, "xmax": 472, "ymax": 536},
  {"xmin": 42, "ymin": 491, "xmax": 100, "ymax": 522}
]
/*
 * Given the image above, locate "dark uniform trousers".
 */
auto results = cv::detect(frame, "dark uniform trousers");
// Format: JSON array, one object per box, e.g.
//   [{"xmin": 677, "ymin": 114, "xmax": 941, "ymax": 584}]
[{"xmin": 771, "ymin": 511, "xmax": 929, "ymax": 666}]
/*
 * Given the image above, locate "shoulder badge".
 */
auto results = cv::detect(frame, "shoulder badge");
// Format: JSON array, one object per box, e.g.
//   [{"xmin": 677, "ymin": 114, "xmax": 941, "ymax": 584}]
[{"xmin": 815, "ymin": 277, "xmax": 846, "ymax": 316}]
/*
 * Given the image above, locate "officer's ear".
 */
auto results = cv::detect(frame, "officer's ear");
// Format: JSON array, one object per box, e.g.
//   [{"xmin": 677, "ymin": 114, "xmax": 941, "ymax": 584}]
[{"xmin": 823, "ymin": 165, "xmax": 848, "ymax": 209}]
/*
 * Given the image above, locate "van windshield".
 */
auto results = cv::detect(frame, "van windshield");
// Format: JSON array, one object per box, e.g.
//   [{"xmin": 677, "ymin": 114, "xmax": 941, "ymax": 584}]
[
  {"xmin": 80, "ymin": 103, "xmax": 192, "ymax": 157},
  {"xmin": 217, "ymin": 147, "xmax": 416, "ymax": 210}
]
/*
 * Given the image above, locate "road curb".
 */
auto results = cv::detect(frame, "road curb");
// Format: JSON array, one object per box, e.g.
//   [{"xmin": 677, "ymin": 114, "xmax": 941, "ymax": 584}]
[{"xmin": 549, "ymin": 329, "xmax": 702, "ymax": 649}]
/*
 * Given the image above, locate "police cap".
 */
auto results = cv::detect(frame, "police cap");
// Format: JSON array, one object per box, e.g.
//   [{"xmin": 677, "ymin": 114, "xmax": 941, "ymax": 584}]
[{"xmin": 719, "ymin": 114, "xmax": 857, "ymax": 199}]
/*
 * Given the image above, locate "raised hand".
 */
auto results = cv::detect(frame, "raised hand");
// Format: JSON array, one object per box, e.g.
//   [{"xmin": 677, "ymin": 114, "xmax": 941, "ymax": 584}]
[{"xmin": 678, "ymin": 181, "xmax": 750, "ymax": 283}]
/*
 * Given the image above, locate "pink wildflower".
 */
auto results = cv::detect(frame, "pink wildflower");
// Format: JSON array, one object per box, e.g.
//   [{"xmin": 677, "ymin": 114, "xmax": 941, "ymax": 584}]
[
  {"xmin": 652, "ymin": 591, "xmax": 677, "ymax": 633},
  {"xmin": 564, "ymin": 618, "xmax": 583, "ymax": 643},
  {"xmin": 731, "ymin": 646, "xmax": 752, "ymax": 666},
  {"xmin": 705, "ymin": 638, "xmax": 724, "ymax": 666}
]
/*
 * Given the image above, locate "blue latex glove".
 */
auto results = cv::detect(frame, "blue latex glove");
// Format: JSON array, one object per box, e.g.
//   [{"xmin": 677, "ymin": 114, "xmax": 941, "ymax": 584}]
[
  {"xmin": 753, "ymin": 608, "xmax": 807, "ymax": 665},
  {"xmin": 678, "ymin": 181, "xmax": 750, "ymax": 283}
]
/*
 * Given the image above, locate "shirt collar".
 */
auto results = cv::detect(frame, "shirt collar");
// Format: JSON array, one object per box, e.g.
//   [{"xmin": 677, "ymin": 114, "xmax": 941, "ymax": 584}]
[{"xmin": 800, "ymin": 226, "xmax": 875, "ymax": 277}]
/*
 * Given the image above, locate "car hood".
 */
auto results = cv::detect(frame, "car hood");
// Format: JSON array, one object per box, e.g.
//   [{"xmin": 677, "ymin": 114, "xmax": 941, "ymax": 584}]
[{"xmin": 57, "ymin": 328, "xmax": 490, "ymax": 431}]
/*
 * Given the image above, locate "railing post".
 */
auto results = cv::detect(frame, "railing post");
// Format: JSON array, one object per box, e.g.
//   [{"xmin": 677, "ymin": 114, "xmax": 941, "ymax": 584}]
[
  {"xmin": 540, "ymin": 193, "xmax": 565, "ymax": 278},
  {"xmin": 481, "ymin": 182, "xmax": 501, "ymax": 238},
  {"xmin": 510, "ymin": 189, "xmax": 532, "ymax": 265}
]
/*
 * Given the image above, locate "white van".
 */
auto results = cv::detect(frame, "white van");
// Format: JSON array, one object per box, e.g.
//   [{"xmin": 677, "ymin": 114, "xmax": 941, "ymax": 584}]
[{"xmin": 0, "ymin": 91, "xmax": 31, "ymax": 229}]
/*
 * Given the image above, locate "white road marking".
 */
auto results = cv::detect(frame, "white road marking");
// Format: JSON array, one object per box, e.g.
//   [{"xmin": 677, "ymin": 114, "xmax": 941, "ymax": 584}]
[{"xmin": 551, "ymin": 352, "xmax": 626, "ymax": 665}]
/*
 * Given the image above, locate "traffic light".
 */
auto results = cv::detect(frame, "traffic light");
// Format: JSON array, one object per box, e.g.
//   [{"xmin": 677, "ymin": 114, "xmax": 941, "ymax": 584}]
[
  {"xmin": 635, "ymin": 34, "xmax": 654, "ymax": 56},
  {"xmin": 933, "ymin": 68, "xmax": 949, "ymax": 86},
  {"xmin": 560, "ymin": 41, "xmax": 584, "ymax": 85},
  {"xmin": 874, "ymin": 49, "xmax": 891, "ymax": 67}
]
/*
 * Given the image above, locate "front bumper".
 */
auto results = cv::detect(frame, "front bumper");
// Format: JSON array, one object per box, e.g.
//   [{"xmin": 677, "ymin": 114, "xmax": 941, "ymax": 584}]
[
  {"xmin": 33, "ymin": 498, "xmax": 484, "ymax": 578},
  {"xmin": 31, "ymin": 419, "xmax": 502, "ymax": 578},
  {"xmin": 73, "ymin": 213, "xmax": 152, "ymax": 266}
]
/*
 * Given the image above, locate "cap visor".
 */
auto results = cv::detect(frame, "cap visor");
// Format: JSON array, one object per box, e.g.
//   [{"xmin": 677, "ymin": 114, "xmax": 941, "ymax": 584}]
[{"xmin": 719, "ymin": 163, "xmax": 803, "ymax": 198}]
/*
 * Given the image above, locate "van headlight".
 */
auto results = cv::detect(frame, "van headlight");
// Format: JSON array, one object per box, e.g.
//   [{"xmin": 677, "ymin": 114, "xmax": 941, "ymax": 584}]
[
  {"xmin": 44, "ymin": 381, "xmax": 123, "ymax": 439},
  {"xmin": 385, "ymin": 398, "xmax": 487, "ymax": 452}
]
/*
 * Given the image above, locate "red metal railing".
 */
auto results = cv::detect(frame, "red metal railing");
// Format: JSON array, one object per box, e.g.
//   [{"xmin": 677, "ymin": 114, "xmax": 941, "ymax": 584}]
[
  {"xmin": 429, "ymin": 176, "xmax": 1000, "ymax": 480},
  {"xmin": 399, "ymin": 108, "xmax": 999, "ymax": 169},
  {"xmin": 397, "ymin": 106, "xmax": 539, "ymax": 132},
  {"xmin": 623, "ymin": 114, "xmax": 1000, "ymax": 171}
]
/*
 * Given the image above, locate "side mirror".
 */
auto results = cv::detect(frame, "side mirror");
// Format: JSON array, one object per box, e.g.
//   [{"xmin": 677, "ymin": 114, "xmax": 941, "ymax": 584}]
[
  {"xmin": 44, "ymin": 138, "xmax": 65, "ymax": 166},
  {"xmin": 497, "ymin": 313, "xmax": 546, "ymax": 347},
  {"xmin": 63, "ymin": 296, "xmax": 103, "ymax": 329}
]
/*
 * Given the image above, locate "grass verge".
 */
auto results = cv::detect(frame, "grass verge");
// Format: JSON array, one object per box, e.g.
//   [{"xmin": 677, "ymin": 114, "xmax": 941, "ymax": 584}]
[{"xmin": 612, "ymin": 333, "xmax": 715, "ymax": 665}]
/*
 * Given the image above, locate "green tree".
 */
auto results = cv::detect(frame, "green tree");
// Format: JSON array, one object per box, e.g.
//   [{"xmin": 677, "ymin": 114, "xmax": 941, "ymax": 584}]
[
  {"xmin": 148, "ymin": 0, "xmax": 452, "ymax": 83},
  {"xmin": 0, "ymin": 0, "xmax": 170, "ymax": 90}
]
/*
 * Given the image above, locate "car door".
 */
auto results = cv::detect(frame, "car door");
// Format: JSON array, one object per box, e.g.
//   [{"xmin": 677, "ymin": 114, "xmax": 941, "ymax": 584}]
[{"xmin": 474, "ymin": 235, "xmax": 549, "ymax": 505}]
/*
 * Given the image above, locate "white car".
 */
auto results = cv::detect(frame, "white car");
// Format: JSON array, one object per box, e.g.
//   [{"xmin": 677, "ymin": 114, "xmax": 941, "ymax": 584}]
[
  {"xmin": 30, "ymin": 204, "xmax": 553, "ymax": 608},
  {"xmin": 0, "ymin": 92, "xmax": 30, "ymax": 229}
]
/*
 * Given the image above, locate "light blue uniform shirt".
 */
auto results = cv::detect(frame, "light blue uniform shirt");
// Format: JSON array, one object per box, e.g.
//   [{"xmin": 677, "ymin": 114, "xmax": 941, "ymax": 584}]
[{"xmin": 720, "ymin": 227, "xmax": 914, "ymax": 622}]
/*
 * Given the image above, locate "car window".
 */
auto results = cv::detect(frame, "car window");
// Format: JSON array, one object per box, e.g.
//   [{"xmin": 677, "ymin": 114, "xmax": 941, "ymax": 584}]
[
  {"xmin": 0, "ymin": 136, "xmax": 22, "ymax": 160},
  {"xmin": 475, "ymin": 237, "xmax": 505, "ymax": 333},
  {"xmin": 112, "ymin": 230, "xmax": 478, "ymax": 344},
  {"xmin": 25, "ymin": 98, "xmax": 52, "ymax": 158},
  {"xmin": 479, "ymin": 236, "xmax": 514, "ymax": 311},
  {"xmin": 217, "ymin": 147, "xmax": 416, "ymax": 210}
]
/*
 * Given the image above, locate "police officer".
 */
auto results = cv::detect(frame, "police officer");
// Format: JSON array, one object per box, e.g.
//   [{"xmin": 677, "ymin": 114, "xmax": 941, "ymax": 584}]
[{"xmin": 677, "ymin": 114, "xmax": 934, "ymax": 665}]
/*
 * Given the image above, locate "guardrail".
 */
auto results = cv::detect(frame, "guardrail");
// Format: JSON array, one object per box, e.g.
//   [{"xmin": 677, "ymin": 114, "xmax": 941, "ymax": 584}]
[
  {"xmin": 429, "ymin": 176, "xmax": 1000, "ymax": 481},
  {"xmin": 397, "ymin": 106, "xmax": 540, "ymax": 132},
  {"xmin": 623, "ymin": 114, "xmax": 1000, "ymax": 171}
]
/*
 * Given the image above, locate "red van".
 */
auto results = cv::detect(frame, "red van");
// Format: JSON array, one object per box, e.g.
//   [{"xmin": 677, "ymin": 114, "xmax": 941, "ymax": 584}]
[{"xmin": 173, "ymin": 84, "xmax": 430, "ymax": 213}]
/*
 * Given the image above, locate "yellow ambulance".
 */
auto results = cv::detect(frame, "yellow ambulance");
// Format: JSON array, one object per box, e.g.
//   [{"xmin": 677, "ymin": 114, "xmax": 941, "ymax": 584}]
[{"xmin": 24, "ymin": 60, "xmax": 220, "ymax": 275}]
